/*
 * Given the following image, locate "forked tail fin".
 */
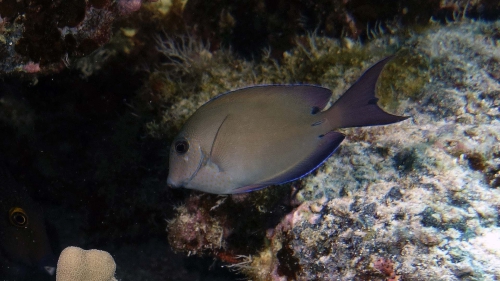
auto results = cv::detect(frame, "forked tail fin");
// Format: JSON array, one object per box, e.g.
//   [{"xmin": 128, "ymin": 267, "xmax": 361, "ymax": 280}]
[{"xmin": 324, "ymin": 56, "xmax": 409, "ymax": 129}]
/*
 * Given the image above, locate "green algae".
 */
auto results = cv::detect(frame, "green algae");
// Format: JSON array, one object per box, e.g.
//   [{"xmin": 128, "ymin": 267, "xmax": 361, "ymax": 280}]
[{"xmin": 378, "ymin": 48, "xmax": 430, "ymax": 111}]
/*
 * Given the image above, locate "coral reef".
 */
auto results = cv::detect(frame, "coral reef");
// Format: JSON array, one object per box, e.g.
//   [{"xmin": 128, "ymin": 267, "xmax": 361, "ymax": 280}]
[
  {"xmin": 166, "ymin": 189, "xmax": 294, "ymax": 261},
  {"xmin": 182, "ymin": 0, "xmax": 500, "ymax": 59},
  {"xmin": 56, "ymin": 246, "xmax": 117, "ymax": 281},
  {"xmin": 0, "ymin": 0, "xmax": 171, "ymax": 75},
  {"xmin": 0, "ymin": 0, "xmax": 116, "ymax": 73},
  {"xmin": 2, "ymin": 0, "xmax": 497, "ymax": 75},
  {"xmin": 163, "ymin": 19, "xmax": 500, "ymax": 281}
]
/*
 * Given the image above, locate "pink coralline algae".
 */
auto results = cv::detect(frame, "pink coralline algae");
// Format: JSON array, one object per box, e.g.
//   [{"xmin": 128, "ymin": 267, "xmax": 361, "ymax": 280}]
[
  {"xmin": 374, "ymin": 257, "xmax": 400, "ymax": 281},
  {"xmin": 23, "ymin": 62, "xmax": 41, "ymax": 73},
  {"xmin": 118, "ymin": 0, "xmax": 142, "ymax": 15}
]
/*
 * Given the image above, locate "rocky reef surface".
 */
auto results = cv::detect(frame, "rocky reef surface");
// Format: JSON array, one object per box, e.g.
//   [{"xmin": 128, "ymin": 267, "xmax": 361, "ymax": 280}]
[
  {"xmin": 163, "ymin": 20, "xmax": 500, "ymax": 281},
  {"xmin": 269, "ymin": 20, "xmax": 500, "ymax": 281}
]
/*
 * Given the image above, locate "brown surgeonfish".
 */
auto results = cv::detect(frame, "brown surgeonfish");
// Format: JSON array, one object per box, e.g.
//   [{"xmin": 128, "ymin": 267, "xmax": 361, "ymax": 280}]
[
  {"xmin": 0, "ymin": 163, "xmax": 56, "ymax": 276},
  {"xmin": 167, "ymin": 56, "xmax": 409, "ymax": 194}
]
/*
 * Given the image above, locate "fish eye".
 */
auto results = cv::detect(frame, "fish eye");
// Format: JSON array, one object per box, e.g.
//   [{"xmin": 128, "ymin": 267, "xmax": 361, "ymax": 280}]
[
  {"xmin": 9, "ymin": 207, "xmax": 28, "ymax": 227},
  {"xmin": 174, "ymin": 139, "xmax": 189, "ymax": 154}
]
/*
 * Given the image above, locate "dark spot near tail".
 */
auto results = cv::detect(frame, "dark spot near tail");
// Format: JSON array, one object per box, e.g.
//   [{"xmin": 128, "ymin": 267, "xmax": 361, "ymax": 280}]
[{"xmin": 311, "ymin": 106, "xmax": 320, "ymax": 114}]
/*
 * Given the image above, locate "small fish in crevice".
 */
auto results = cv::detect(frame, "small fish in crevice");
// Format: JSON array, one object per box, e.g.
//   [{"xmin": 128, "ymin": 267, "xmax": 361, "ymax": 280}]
[
  {"xmin": 0, "ymin": 162, "xmax": 57, "ymax": 277},
  {"xmin": 167, "ymin": 56, "xmax": 409, "ymax": 194}
]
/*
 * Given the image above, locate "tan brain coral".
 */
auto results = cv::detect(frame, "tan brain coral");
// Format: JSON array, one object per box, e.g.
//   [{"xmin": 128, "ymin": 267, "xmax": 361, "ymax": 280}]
[{"xmin": 56, "ymin": 246, "xmax": 117, "ymax": 281}]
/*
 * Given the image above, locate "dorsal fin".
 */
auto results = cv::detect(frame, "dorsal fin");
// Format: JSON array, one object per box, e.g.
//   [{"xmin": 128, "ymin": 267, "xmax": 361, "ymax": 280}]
[{"xmin": 207, "ymin": 85, "xmax": 332, "ymax": 113}]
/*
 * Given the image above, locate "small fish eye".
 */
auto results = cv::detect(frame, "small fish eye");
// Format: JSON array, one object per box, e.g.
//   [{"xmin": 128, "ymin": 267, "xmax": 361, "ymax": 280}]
[
  {"xmin": 9, "ymin": 207, "xmax": 28, "ymax": 227},
  {"xmin": 174, "ymin": 139, "xmax": 189, "ymax": 154}
]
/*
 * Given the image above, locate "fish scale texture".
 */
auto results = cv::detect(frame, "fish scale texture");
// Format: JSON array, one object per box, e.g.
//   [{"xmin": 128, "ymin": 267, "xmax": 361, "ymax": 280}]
[{"xmin": 246, "ymin": 21, "xmax": 500, "ymax": 281}]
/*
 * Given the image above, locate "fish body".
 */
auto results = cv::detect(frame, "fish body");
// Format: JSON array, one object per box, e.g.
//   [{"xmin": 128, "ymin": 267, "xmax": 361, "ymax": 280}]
[
  {"xmin": 167, "ymin": 56, "xmax": 408, "ymax": 194},
  {"xmin": 0, "ymin": 163, "xmax": 56, "ymax": 276}
]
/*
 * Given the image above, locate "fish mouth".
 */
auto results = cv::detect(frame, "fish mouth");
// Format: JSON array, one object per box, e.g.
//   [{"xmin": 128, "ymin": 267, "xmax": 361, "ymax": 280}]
[{"xmin": 166, "ymin": 177, "xmax": 179, "ymax": 188}]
